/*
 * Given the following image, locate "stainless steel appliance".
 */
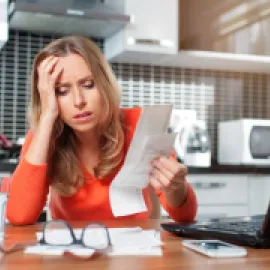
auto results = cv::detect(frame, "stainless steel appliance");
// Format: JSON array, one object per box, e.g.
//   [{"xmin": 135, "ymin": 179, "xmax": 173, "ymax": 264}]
[
  {"xmin": 169, "ymin": 110, "xmax": 211, "ymax": 167},
  {"xmin": 8, "ymin": 0, "xmax": 130, "ymax": 38}
]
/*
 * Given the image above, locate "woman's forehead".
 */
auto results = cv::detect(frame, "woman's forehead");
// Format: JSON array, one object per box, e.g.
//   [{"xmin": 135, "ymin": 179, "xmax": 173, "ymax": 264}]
[{"xmin": 46, "ymin": 54, "xmax": 93, "ymax": 83}]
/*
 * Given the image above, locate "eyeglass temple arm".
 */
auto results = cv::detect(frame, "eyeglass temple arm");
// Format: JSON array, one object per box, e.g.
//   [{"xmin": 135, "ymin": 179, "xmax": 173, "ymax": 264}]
[{"xmin": 0, "ymin": 242, "xmax": 37, "ymax": 254}]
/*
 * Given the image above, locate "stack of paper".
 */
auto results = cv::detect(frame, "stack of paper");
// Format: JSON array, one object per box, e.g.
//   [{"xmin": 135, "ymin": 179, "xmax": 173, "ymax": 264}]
[
  {"xmin": 24, "ymin": 227, "xmax": 163, "ymax": 256},
  {"xmin": 110, "ymin": 104, "xmax": 176, "ymax": 216}
]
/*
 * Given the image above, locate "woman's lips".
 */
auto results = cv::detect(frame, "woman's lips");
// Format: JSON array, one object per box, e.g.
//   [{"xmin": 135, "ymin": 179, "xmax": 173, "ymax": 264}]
[{"xmin": 73, "ymin": 111, "xmax": 92, "ymax": 122}]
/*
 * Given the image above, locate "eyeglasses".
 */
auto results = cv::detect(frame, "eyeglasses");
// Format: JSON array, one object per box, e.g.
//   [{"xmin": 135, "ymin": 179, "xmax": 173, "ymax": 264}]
[
  {"xmin": 0, "ymin": 220, "xmax": 112, "ymax": 259},
  {"xmin": 40, "ymin": 220, "xmax": 111, "ymax": 250}
]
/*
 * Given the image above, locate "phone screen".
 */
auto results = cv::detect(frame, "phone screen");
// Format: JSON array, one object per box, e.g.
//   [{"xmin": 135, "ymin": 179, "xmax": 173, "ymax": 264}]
[
  {"xmin": 192, "ymin": 242, "xmax": 233, "ymax": 250},
  {"xmin": 182, "ymin": 240, "xmax": 247, "ymax": 258}
]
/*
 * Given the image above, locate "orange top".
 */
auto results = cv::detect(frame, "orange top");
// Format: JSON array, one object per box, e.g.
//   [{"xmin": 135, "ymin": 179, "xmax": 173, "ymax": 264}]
[{"xmin": 5, "ymin": 107, "xmax": 197, "ymax": 225}]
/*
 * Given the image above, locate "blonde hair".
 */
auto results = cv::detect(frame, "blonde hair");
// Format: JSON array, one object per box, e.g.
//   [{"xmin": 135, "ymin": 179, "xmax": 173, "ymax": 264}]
[{"xmin": 29, "ymin": 36, "xmax": 125, "ymax": 196}]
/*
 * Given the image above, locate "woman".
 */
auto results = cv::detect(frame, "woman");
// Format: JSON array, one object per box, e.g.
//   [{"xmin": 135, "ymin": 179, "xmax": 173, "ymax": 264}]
[{"xmin": 5, "ymin": 36, "xmax": 197, "ymax": 225}]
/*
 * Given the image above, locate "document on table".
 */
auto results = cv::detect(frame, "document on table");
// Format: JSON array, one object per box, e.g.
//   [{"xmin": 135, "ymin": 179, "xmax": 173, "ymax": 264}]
[
  {"xmin": 24, "ymin": 227, "xmax": 163, "ymax": 256},
  {"xmin": 109, "ymin": 104, "xmax": 177, "ymax": 217}
]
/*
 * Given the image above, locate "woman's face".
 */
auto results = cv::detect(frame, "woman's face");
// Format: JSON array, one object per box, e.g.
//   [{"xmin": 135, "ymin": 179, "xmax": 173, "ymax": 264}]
[{"xmin": 54, "ymin": 53, "xmax": 103, "ymax": 135}]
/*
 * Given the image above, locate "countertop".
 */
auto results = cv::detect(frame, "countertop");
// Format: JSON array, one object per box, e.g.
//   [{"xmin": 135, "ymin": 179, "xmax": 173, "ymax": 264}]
[
  {"xmin": 1, "ymin": 159, "xmax": 270, "ymax": 175},
  {"xmin": 3, "ymin": 219, "xmax": 270, "ymax": 270},
  {"xmin": 188, "ymin": 164, "xmax": 270, "ymax": 174}
]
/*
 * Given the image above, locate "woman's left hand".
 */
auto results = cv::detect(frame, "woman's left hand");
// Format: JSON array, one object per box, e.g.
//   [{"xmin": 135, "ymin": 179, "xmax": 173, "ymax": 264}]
[{"xmin": 149, "ymin": 156, "xmax": 188, "ymax": 207}]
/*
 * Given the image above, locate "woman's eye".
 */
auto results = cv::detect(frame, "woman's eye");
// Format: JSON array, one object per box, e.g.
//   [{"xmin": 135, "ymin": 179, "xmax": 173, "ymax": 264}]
[
  {"xmin": 55, "ymin": 88, "xmax": 69, "ymax": 95},
  {"xmin": 83, "ymin": 80, "xmax": 95, "ymax": 89}
]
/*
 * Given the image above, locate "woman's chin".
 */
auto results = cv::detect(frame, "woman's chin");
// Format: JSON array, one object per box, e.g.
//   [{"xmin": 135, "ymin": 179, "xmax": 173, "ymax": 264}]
[{"xmin": 70, "ymin": 123, "xmax": 97, "ymax": 134}]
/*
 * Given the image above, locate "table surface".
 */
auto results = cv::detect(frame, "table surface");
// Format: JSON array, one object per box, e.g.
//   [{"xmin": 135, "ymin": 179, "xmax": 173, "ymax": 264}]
[{"xmin": 1, "ymin": 219, "xmax": 270, "ymax": 270}]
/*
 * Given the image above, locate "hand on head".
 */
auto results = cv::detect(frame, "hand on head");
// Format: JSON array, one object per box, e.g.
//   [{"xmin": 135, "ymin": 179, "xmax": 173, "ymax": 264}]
[{"xmin": 37, "ymin": 55, "xmax": 63, "ymax": 121}]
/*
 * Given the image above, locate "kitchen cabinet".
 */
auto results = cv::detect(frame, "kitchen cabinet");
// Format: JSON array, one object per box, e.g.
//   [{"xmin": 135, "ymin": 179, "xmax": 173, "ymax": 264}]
[
  {"xmin": 177, "ymin": 0, "xmax": 270, "ymax": 72},
  {"xmin": 8, "ymin": 0, "xmax": 130, "ymax": 38},
  {"xmin": 180, "ymin": 0, "xmax": 270, "ymax": 56},
  {"xmin": 219, "ymin": 18, "xmax": 270, "ymax": 56},
  {"xmin": 105, "ymin": 0, "xmax": 178, "ymax": 64},
  {"xmin": 248, "ymin": 175, "xmax": 270, "ymax": 216},
  {"xmin": 0, "ymin": 0, "xmax": 8, "ymax": 51},
  {"xmin": 106, "ymin": 0, "xmax": 270, "ymax": 72},
  {"xmin": 161, "ymin": 173, "xmax": 270, "ymax": 220},
  {"xmin": 188, "ymin": 174, "xmax": 249, "ymax": 219}
]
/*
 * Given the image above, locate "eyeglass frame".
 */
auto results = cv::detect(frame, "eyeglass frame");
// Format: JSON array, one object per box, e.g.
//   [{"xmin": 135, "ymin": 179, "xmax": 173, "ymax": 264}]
[{"xmin": 39, "ymin": 220, "xmax": 112, "ymax": 250}]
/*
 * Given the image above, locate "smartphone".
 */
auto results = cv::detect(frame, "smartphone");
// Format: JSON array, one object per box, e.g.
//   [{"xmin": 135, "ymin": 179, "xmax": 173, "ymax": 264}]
[{"xmin": 182, "ymin": 239, "xmax": 247, "ymax": 258}]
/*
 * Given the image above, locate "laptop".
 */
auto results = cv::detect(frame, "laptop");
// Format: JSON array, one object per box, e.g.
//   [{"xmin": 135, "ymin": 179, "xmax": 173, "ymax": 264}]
[{"xmin": 161, "ymin": 201, "xmax": 270, "ymax": 248}]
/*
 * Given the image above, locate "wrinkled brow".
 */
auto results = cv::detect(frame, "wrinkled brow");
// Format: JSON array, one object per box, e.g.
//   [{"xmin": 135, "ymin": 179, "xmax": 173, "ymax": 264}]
[{"xmin": 56, "ymin": 75, "xmax": 93, "ymax": 87}]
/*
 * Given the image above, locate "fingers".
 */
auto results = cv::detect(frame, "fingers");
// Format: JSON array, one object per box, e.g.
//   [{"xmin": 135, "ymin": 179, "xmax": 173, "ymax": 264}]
[
  {"xmin": 150, "ymin": 166, "xmax": 181, "ymax": 191},
  {"xmin": 39, "ymin": 57, "xmax": 59, "ymax": 76},
  {"xmin": 152, "ymin": 158, "xmax": 174, "ymax": 180},
  {"xmin": 38, "ymin": 56, "xmax": 62, "ymax": 89},
  {"xmin": 44, "ymin": 57, "xmax": 59, "ymax": 74},
  {"xmin": 149, "ymin": 156, "xmax": 188, "ymax": 191},
  {"xmin": 51, "ymin": 64, "xmax": 63, "ymax": 83},
  {"xmin": 36, "ymin": 55, "xmax": 62, "ymax": 119},
  {"xmin": 38, "ymin": 56, "xmax": 59, "ymax": 76},
  {"xmin": 39, "ymin": 55, "xmax": 56, "ymax": 72},
  {"xmin": 149, "ymin": 169, "xmax": 170, "ymax": 191},
  {"xmin": 156, "ymin": 157, "xmax": 188, "ymax": 176},
  {"xmin": 38, "ymin": 56, "xmax": 52, "ymax": 73}
]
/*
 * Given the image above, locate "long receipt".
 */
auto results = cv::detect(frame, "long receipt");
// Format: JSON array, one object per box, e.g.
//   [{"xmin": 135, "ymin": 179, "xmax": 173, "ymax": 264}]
[{"xmin": 110, "ymin": 104, "xmax": 177, "ymax": 216}]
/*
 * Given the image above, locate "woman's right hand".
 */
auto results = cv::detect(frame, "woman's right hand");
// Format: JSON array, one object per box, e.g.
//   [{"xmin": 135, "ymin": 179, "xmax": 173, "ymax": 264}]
[{"xmin": 37, "ymin": 56, "xmax": 63, "ymax": 121}]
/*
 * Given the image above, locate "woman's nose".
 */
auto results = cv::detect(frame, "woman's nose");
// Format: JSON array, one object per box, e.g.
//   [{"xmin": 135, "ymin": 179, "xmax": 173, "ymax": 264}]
[{"xmin": 73, "ymin": 88, "xmax": 86, "ymax": 108}]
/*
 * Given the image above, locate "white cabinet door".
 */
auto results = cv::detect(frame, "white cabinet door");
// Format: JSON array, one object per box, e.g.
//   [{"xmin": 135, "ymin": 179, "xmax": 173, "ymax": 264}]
[
  {"xmin": 187, "ymin": 174, "xmax": 249, "ymax": 219},
  {"xmin": 105, "ymin": 0, "xmax": 178, "ymax": 61},
  {"xmin": 248, "ymin": 175, "xmax": 270, "ymax": 216},
  {"xmin": 0, "ymin": 0, "xmax": 8, "ymax": 50},
  {"xmin": 188, "ymin": 174, "xmax": 248, "ymax": 205},
  {"xmin": 197, "ymin": 206, "xmax": 249, "ymax": 220},
  {"xmin": 124, "ymin": 0, "xmax": 178, "ymax": 54}
]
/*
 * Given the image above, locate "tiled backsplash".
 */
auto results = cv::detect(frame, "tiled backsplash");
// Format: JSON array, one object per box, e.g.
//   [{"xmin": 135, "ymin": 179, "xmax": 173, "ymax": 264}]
[{"xmin": 0, "ymin": 30, "xmax": 270, "ymax": 161}]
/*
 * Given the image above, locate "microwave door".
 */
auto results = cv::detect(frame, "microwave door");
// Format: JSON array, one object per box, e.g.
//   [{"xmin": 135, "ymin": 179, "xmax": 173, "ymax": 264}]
[{"xmin": 250, "ymin": 126, "xmax": 270, "ymax": 159}]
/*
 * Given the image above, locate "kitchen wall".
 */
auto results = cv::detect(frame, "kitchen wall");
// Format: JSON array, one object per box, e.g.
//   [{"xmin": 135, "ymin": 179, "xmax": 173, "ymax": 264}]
[{"xmin": 0, "ymin": 30, "xmax": 270, "ymax": 162}]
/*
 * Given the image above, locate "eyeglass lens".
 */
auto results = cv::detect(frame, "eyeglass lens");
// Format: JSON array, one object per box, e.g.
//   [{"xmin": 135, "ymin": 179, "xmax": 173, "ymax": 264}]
[
  {"xmin": 82, "ymin": 223, "xmax": 109, "ymax": 249},
  {"xmin": 44, "ymin": 221, "xmax": 74, "ymax": 245},
  {"xmin": 43, "ymin": 221, "xmax": 110, "ymax": 249}
]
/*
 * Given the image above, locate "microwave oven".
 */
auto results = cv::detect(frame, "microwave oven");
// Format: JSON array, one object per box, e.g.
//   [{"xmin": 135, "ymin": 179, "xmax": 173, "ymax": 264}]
[{"xmin": 218, "ymin": 119, "xmax": 270, "ymax": 165}]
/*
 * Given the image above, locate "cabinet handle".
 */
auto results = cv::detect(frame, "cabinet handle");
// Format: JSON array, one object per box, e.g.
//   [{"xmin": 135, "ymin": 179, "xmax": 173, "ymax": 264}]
[
  {"xmin": 127, "ymin": 38, "xmax": 174, "ymax": 47},
  {"xmin": 191, "ymin": 182, "xmax": 226, "ymax": 190}
]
